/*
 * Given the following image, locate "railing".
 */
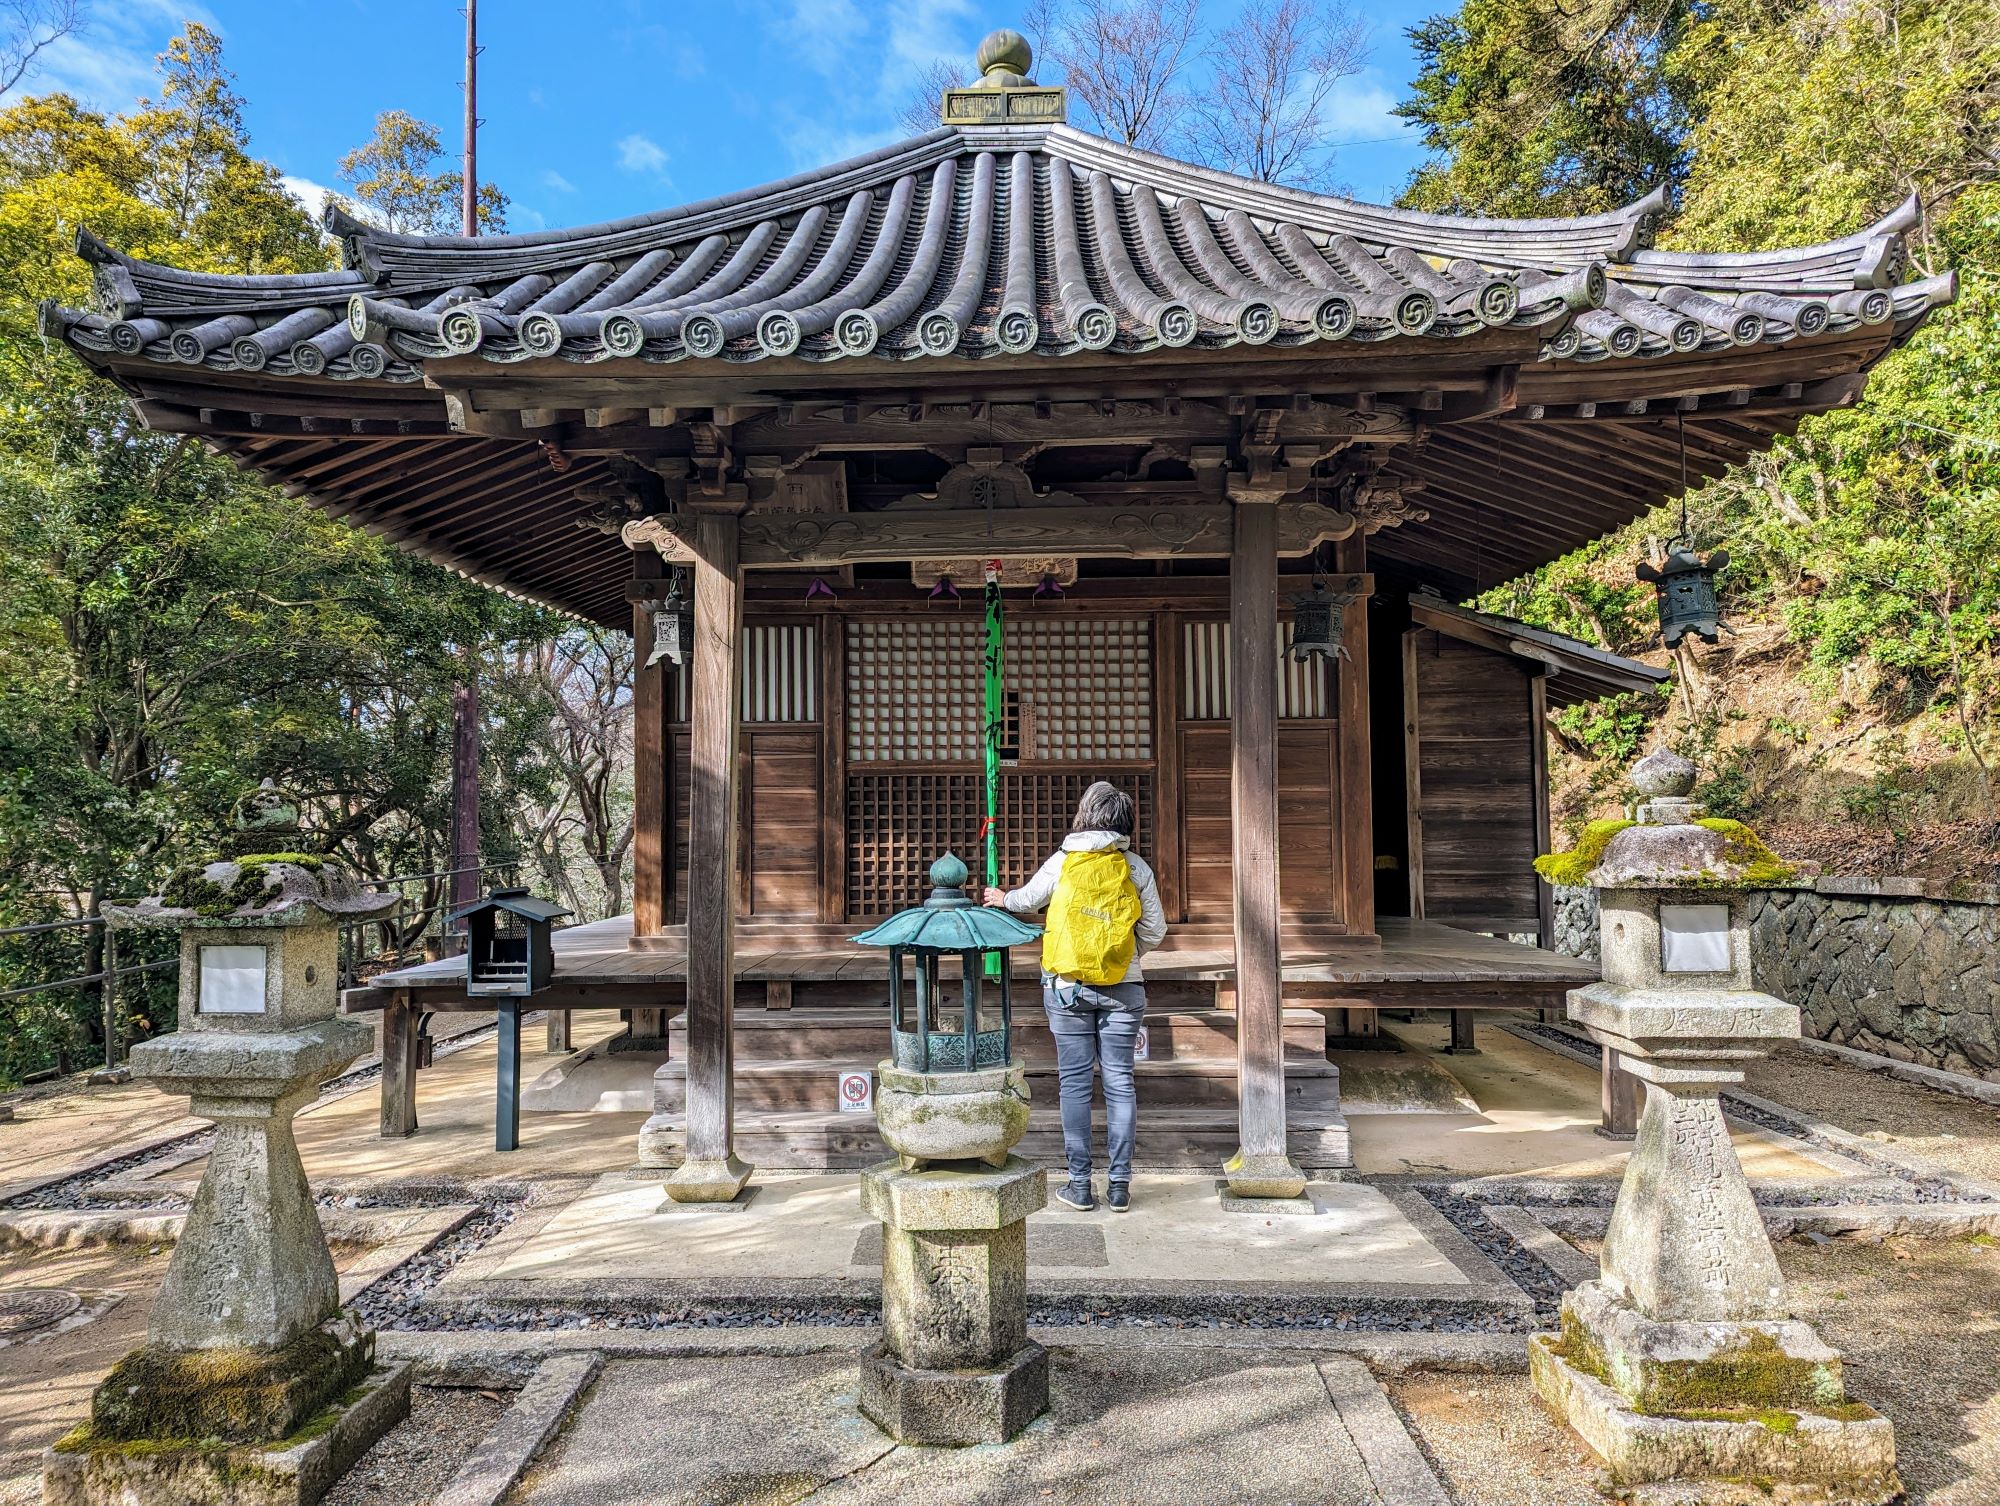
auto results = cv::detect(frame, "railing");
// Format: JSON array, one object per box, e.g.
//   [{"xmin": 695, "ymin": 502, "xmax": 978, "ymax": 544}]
[{"xmin": 0, "ymin": 857, "xmax": 524, "ymax": 1081}]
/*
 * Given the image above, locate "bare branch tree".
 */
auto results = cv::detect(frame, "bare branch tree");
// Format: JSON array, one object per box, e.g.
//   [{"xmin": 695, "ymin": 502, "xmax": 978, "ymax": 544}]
[
  {"xmin": 895, "ymin": 58, "xmax": 966, "ymax": 137},
  {"xmin": 0, "ymin": 0, "xmax": 80, "ymax": 98},
  {"xmin": 1034, "ymin": 0, "xmax": 1203, "ymax": 152},
  {"xmin": 1186, "ymin": 0, "xmax": 1368, "ymax": 187}
]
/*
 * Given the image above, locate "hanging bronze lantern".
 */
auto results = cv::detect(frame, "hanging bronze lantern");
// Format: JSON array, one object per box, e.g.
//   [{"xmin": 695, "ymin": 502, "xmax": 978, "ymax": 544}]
[
  {"xmin": 1288, "ymin": 579, "xmax": 1357, "ymax": 662},
  {"xmin": 643, "ymin": 571, "xmax": 695, "ymax": 669},
  {"xmin": 1636, "ymin": 547, "xmax": 1729, "ymax": 648}
]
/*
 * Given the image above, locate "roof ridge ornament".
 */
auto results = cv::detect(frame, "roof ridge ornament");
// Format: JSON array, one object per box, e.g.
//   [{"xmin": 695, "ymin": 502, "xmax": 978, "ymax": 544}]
[{"xmin": 941, "ymin": 29, "xmax": 1066, "ymax": 127}]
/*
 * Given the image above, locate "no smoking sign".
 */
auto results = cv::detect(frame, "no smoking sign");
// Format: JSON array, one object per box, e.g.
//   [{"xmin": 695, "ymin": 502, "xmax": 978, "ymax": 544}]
[{"xmin": 838, "ymin": 1070, "xmax": 874, "ymax": 1113}]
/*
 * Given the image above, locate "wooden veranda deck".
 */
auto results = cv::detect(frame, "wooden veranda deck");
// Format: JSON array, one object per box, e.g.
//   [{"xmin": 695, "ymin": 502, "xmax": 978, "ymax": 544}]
[
  {"xmin": 352, "ymin": 914, "xmax": 1596, "ymax": 1006},
  {"xmin": 342, "ymin": 917, "xmax": 1597, "ymax": 1153}
]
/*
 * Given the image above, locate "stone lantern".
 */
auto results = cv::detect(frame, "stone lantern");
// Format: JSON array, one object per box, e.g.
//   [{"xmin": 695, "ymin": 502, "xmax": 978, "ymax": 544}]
[
  {"xmin": 849, "ymin": 852, "xmax": 1049, "ymax": 1445},
  {"xmin": 46, "ymin": 785, "xmax": 410, "ymax": 1506},
  {"xmin": 852, "ymin": 852, "xmax": 1040, "ymax": 1168},
  {"xmin": 1530, "ymin": 750, "xmax": 1899, "ymax": 1502}
]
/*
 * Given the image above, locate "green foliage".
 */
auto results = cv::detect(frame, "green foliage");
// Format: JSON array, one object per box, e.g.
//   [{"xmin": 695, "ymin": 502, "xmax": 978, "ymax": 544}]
[
  {"xmin": 1697, "ymin": 747, "xmax": 1755, "ymax": 819},
  {"xmin": 1407, "ymin": 0, "xmax": 2000, "ymax": 830},
  {"xmin": 336, "ymin": 108, "xmax": 508, "ymax": 234},
  {"xmin": 0, "ymin": 28, "xmax": 563, "ymax": 1083},
  {"xmin": 1551, "ymin": 690, "xmax": 1664, "ymax": 764},
  {"xmin": 1396, "ymin": 0, "xmax": 1700, "ymax": 215}
]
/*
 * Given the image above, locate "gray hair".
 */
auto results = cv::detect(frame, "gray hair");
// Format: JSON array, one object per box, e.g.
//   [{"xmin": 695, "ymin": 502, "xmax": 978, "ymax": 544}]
[{"xmin": 1071, "ymin": 780, "xmax": 1135, "ymax": 837}]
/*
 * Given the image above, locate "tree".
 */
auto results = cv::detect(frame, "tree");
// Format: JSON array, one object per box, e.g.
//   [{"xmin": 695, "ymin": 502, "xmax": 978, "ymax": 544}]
[
  {"xmin": 1395, "ymin": 0, "xmax": 1699, "ymax": 215},
  {"xmin": 0, "ymin": 28, "xmax": 555, "ymax": 1080},
  {"xmin": 336, "ymin": 108, "xmax": 508, "ymax": 235},
  {"xmin": 1028, "ymin": 0, "xmax": 1204, "ymax": 152},
  {"xmin": 1187, "ymin": 0, "xmax": 1368, "ymax": 187},
  {"xmin": 0, "ymin": 0, "xmax": 80, "ymax": 98},
  {"xmin": 492, "ymin": 629, "xmax": 636, "ymax": 919},
  {"xmin": 1432, "ymin": 0, "xmax": 2000, "ymax": 843}
]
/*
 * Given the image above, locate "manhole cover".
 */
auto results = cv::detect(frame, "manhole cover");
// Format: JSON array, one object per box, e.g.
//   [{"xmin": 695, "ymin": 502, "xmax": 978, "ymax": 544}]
[{"xmin": 0, "ymin": 1287, "xmax": 83, "ymax": 1335}]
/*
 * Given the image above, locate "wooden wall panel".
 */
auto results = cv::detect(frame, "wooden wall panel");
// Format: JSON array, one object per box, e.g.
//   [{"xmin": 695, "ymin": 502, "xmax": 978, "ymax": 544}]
[
  {"xmin": 1408, "ymin": 629, "xmax": 1539, "ymax": 931},
  {"xmin": 745, "ymin": 729, "xmax": 823, "ymax": 917},
  {"xmin": 1176, "ymin": 724, "xmax": 1343, "ymax": 927}
]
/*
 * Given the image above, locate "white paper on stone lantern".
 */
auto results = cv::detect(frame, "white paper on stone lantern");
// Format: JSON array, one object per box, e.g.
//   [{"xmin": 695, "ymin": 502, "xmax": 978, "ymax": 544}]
[
  {"xmin": 198, "ymin": 943, "xmax": 268, "ymax": 1013},
  {"xmin": 1659, "ymin": 904, "xmax": 1732, "ymax": 974}
]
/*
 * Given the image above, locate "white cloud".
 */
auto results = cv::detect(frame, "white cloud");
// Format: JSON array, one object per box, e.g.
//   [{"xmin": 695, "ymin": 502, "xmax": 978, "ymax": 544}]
[
  {"xmin": 279, "ymin": 174, "xmax": 337, "ymax": 220},
  {"xmin": 784, "ymin": 0, "xmax": 868, "ymax": 78},
  {"xmin": 616, "ymin": 133, "xmax": 670, "ymax": 176},
  {"xmin": 1319, "ymin": 72, "xmax": 1415, "ymax": 145},
  {"xmin": 757, "ymin": 0, "xmax": 978, "ymax": 165},
  {"xmin": 540, "ymin": 168, "xmax": 577, "ymax": 194},
  {"xmin": 878, "ymin": 0, "xmax": 978, "ymax": 96},
  {"xmin": 10, "ymin": 0, "xmax": 220, "ymax": 110}
]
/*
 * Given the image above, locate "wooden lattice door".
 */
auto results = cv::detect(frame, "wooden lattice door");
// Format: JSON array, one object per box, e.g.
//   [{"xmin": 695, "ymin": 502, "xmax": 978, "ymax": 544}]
[{"xmin": 843, "ymin": 616, "xmax": 1156, "ymax": 919}]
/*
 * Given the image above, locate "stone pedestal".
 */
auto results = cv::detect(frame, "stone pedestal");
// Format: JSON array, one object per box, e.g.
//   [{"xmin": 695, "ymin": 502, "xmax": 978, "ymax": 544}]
[
  {"xmin": 1529, "ymin": 761, "xmax": 1899, "ymax": 1503},
  {"xmin": 859, "ymin": 1157, "xmax": 1048, "ymax": 1445},
  {"xmin": 1534, "ymin": 984, "xmax": 1901, "ymax": 1503},
  {"xmin": 47, "ymin": 823, "xmax": 409, "ymax": 1506},
  {"xmin": 662, "ymin": 1154, "xmax": 755, "ymax": 1204}
]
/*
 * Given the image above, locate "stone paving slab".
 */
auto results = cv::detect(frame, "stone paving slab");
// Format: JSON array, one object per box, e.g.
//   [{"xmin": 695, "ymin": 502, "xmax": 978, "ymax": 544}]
[
  {"xmin": 514, "ymin": 1349, "xmax": 1401, "ymax": 1506},
  {"xmin": 465, "ymin": 1171, "xmax": 1471, "ymax": 1294}
]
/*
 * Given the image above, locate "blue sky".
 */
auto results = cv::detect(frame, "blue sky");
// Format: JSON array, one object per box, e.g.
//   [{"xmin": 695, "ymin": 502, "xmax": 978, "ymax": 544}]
[{"xmin": 19, "ymin": 0, "xmax": 1442, "ymax": 232}]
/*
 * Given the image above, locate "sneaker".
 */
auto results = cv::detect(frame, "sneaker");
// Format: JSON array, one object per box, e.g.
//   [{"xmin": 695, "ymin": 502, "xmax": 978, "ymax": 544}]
[
  {"xmin": 1055, "ymin": 1179, "xmax": 1096, "ymax": 1212},
  {"xmin": 1107, "ymin": 1182, "xmax": 1131, "ymax": 1212}
]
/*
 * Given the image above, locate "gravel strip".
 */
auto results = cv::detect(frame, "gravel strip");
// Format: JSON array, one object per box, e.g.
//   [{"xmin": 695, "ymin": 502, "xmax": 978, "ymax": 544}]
[{"xmin": 320, "ymin": 1384, "xmax": 512, "ymax": 1506}]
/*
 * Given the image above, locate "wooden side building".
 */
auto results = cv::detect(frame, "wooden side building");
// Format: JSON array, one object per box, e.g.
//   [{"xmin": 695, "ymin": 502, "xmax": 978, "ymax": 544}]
[{"xmin": 44, "ymin": 36, "xmax": 1951, "ymax": 1192}]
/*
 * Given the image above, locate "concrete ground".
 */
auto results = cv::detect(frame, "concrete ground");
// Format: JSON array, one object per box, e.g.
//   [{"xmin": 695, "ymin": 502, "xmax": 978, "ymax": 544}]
[
  {"xmin": 515, "ymin": 1349, "xmax": 1391, "ymax": 1506},
  {"xmin": 4, "ymin": 1010, "xmax": 2000, "ymax": 1503},
  {"xmin": 464, "ymin": 1171, "xmax": 1470, "ymax": 1292},
  {"xmin": 1343, "ymin": 1018, "xmax": 1836, "ymax": 1181}
]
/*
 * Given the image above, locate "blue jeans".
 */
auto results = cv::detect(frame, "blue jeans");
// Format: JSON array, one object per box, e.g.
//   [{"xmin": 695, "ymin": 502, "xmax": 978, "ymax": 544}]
[{"xmin": 1043, "ymin": 979, "xmax": 1145, "ymax": 1186}]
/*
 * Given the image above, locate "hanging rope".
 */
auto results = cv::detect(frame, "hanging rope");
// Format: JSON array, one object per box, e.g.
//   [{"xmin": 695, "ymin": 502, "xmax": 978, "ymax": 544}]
[{"xmin": 1677, "ymin": 409, "xmax": 1691, "ymax": 545}]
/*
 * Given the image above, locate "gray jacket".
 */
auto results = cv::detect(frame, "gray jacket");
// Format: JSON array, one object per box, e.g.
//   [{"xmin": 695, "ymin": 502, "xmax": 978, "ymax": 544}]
[{"xmin": 1002, "ymin": 830, "xmax": 1169, "ymax": 984}]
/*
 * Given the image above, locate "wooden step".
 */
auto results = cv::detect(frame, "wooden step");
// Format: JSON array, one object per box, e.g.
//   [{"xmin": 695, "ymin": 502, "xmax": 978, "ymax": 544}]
[
  {"xmin": 667, "ymin": 1007, "xmax": 1328, "ymax": 1063},
  {"xmin": 652, "ymin": 1056, "xmax": 1343, "ymax": 1114},
  {"xmin": 636, "ymin": 1105, "xmax": 1353, "ymax": 1173}
]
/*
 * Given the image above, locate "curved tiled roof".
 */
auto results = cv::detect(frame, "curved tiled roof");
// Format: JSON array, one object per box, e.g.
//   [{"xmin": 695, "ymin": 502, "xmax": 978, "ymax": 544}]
[{"xmin": 49, "ymin": 123, "xmax": 1951, "ymax": 384}]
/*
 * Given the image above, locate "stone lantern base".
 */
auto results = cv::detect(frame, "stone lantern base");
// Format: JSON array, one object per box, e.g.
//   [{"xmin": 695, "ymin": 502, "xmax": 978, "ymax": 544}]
[
  {"xmin": 44, "ymin": 1341, "xmax": 411, "ymax": 1506},
  {"xmin": 1532, "ymin": 1286, "xmax": 1900, "ymax": 1504},
  {"xmin": 859, "ymin": 1156, "xmax": 1048, "ymax": 1445}
]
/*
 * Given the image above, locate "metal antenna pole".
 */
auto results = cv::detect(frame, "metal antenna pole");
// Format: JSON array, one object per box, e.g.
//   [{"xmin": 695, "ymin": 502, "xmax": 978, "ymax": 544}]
[
  {"xmin": 449, "ymin": 1, "xmax": 484, "ymax": 952},
  {"xmin": 461, "ymin": 0, "xmax": 479, "ymax": 236}
]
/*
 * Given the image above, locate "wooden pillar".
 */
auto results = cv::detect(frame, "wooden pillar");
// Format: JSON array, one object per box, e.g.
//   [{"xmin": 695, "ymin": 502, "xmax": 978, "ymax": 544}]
[
  {"xmin": 1334, "ymin": 535, "xmax": 1374, "ymax": 938},
  {"xmin": 632, "ymin": 583, "xmax": 669, "ymax": 938},
  {"xmin": 662, "ymin": 511, "xmax": 752, "ymax": 1202},
  {"xmin": 545, "ymin": 1008, "xmax": 571, "ymax": 1054},
  {"xmin": 1600, "ymin": 1046, "xmax": 1642, "ymax": 1139},
  {"xmin": 1529, "ymin": 671, "xmax": 1556, "ymax": 954},
  {"xmin": 1402, "ymin": 629, "xmax": 1426, "ymax": 920},
  {"xmin": 379, "ymin": 992, "xmax": 419, "ymax": 1138},
  {"xmin": 1223, "ymin": 495, "xmax": 1305, "ymax": 1199},
  {"xmin": 1448, "ymin": 1008, "xmax": 1478, "ymax": 1054}
]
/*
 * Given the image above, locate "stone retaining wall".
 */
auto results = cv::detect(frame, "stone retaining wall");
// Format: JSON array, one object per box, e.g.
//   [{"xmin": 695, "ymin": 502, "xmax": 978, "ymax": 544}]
[{"xmin": 1550, "ymin": 880, "xmax": 2000, "ymax": 1080}]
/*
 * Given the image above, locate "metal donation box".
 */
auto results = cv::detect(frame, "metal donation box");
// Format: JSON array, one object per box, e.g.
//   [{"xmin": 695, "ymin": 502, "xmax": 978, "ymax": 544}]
[{"xmin": 449, "ymin": 887, "xmax": 571, "ymax": 997}]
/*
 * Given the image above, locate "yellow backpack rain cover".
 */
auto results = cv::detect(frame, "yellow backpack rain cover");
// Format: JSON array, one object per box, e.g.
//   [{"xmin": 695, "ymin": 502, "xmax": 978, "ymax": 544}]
[{"xmin": 1042, "ymin": 850, "xmax": 1143, "ymax": 985}]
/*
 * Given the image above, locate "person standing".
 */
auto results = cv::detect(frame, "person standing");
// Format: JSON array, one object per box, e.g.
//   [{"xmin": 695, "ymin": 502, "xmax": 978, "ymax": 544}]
[{"xmin": 984, "ymin": 781, "xmax": 1167, "ymax": 1211}]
